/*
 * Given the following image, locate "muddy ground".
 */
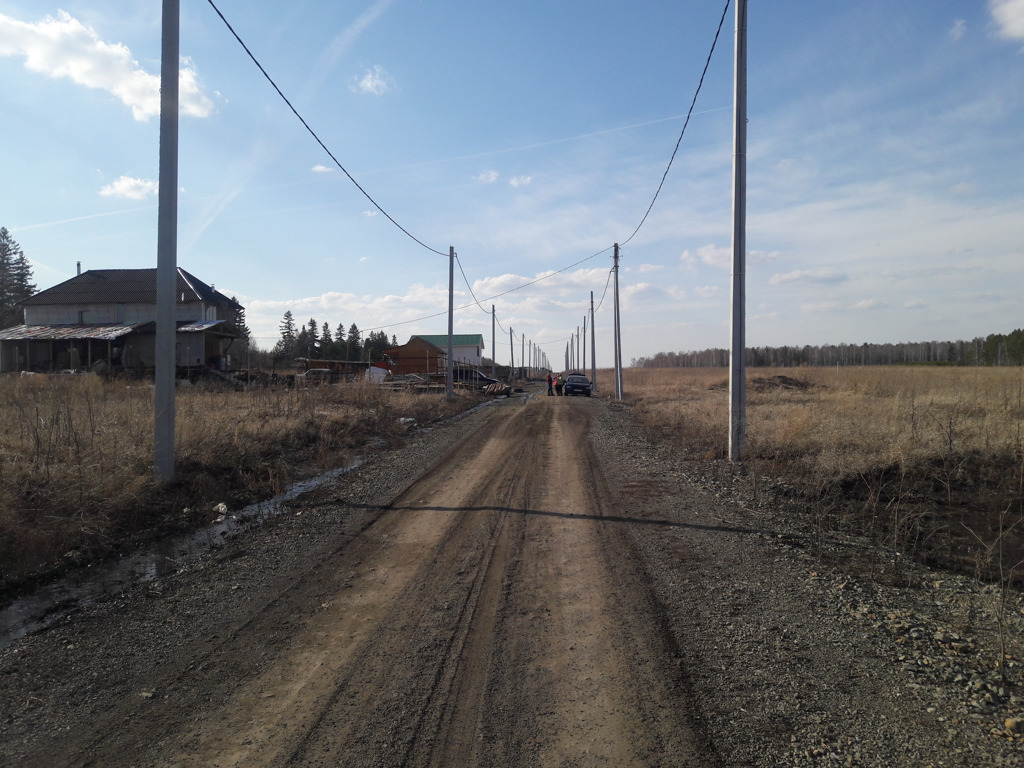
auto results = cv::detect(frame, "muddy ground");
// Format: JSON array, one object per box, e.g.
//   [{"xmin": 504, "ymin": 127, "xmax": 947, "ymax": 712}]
[{"xmin": 1, "ymin": 391, "xmax": 1022, "ymax": 767}]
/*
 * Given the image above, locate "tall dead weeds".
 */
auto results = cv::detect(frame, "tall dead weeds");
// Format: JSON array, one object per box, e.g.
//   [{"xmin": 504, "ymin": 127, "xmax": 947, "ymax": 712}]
[
  {"xmin": 618, "ymin": 366, "xmax": 1024, "ymax": 584},
  {"xmin": 0, "ymin": 375, "xmax": 475, "ymax": 593}
]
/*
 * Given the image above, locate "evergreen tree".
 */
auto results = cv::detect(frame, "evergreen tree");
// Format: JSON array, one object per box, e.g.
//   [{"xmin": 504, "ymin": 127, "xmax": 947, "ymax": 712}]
[
  {"xmin": 303, "ymin": 318, "xmax": 320, "ymax": 358},
  {"xmin": 365, "ymin": 330, "xmax": 391, "ymax": 361},
  {"xmin": 346, "ymin": 323, "xmax": 362, "ymax": 360},
  {"xmin": 316, "ymin": 321, "xmax": 330, "ymax": 357},
  {"xmin": 230, "ymin": 296, "xmax": 251, "ymax": 339},
  {"xmin": 0, "ymin": 227, "xmax": 36, "ymax": 329},
  {"xmin": 273, "ymin": 310, "xmax": 298, "ymax": 361}
]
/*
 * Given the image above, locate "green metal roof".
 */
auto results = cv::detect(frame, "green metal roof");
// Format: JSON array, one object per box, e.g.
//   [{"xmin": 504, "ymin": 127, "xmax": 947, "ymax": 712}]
[{"xmin": 412, "ymin": 334, "xmax": 484, "ymax": 349}]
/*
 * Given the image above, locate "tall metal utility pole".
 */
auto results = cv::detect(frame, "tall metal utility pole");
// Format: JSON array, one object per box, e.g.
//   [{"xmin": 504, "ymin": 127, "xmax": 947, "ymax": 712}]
[
  {"xmin": 590, "ymin": 291, "xmax": 596, "ymax": 391},
  {"xmin": 729, "ymin": 0, "xmax": 748, "ymax": 461},
  {"xmin": 612, "ymin": 243, "xmax": 623, "ymax": 400},
  {"xmin": 521, "ymin": 334, "xmax": 525, "ymax": 379},
  {"xmin": 582, "ymin": 315, "xmax": 587, "ymax": 374},
  {"xmin": 446, "ymin": 246, "xmax": 454, "ymax": 401},
  {"xmin": 491, "ymin": 304, "xmax": 496, "ymax": 378},
  {"xmin": 154, "ymin": 0, "xmax": 179, "ymax": 484},
  {"xmin": 509, "ymin": 328, "xmax": 514, "ymax": 382}
]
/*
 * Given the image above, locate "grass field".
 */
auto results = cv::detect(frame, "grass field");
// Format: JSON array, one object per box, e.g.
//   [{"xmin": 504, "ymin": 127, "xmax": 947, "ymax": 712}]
[
  {"xmin": 596, "ymin": 366, "xmax": 1024, "ymax": 584},
  {"xmin": 3, "ymin": 367, "xmax": 1022, "ymax": 595},
  {"xmin": 0, "ymin": 375, "xmax": 473, "ymax": 591}
]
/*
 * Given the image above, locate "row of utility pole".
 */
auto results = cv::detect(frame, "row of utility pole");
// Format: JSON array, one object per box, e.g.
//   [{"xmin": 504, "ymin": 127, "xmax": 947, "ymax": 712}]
[{"xmin": 153, "ymin": 0, "xmax": 747, "ymax": 483}]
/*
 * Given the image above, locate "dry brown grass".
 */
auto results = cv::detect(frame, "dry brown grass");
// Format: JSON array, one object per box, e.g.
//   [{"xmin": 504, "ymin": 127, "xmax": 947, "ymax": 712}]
[
  {"xmin": 0, "ymin": 375, "xmax": 474, "ymax": 590},
  {"xmin": 603, "ymin": 366, "xmax": 1024, "ymax": 581}
]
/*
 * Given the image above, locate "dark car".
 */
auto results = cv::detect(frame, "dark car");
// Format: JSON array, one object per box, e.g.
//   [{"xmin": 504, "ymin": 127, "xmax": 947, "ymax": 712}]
[
  {"xmin": 563, "ymin": 373, "xmax": 592, "ymax": 397},
  {"xmin": 453, "ymin": 367, "xmax": 501, "ymax": 388}
]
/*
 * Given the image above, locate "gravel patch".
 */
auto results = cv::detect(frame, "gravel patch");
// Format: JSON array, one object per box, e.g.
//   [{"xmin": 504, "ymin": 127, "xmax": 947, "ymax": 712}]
[{"xmin": 588, "ymin": 397, "xmax": 1023, "ymax": 767}]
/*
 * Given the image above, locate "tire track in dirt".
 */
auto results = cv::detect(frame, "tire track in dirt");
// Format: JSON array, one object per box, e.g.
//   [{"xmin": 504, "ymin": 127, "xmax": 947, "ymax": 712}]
[{"xmin": 57, "ymin": 396, "xmax": 718, "ymax": 767}]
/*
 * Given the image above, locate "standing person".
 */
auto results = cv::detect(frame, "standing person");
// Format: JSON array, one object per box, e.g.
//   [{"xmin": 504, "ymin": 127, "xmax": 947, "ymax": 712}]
[
  {"xmin": 555, "ymin": 373, "xmax": 564, "ymax": 396},
  {"xmin": 546, "ymin": 371, "xmax": 554, "ymax": 396}
]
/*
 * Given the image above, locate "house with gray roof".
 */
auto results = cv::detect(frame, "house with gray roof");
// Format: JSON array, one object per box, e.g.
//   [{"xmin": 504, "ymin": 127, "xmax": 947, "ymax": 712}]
[{"xmin": 0, "ymin": 268, "xmax": 243, "ymax": 375}]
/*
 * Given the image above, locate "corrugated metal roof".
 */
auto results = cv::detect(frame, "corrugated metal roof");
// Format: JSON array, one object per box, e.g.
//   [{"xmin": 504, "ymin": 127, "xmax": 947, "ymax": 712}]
[
  {"xmin": 177, "ymin": 320, "xmax": 238, "ymax": 334},
  {"xmin": 18, "ymin": 268, "xmax": 243, "ymax": 310},
  {"xmin": 0, "ymin": 323, "xmax": 140, "ymax": 342},
  {"xmin": 0, "ymin": 319, "xmax": 241, "ymax": 341}
]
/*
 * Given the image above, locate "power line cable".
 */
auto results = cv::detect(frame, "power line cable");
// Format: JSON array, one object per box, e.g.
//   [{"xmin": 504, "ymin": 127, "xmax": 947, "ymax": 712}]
[
  {"xmin": 204, "ymin": 0, "xmax": 448, "ymax": 257},
  {"xmin": 620, "ymin": 0, "xmax": 731, "ymax": 247}
]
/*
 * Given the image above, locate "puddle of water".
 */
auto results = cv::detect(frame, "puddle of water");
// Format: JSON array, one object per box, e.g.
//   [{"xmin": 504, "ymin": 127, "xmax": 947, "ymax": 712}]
[{"xmin": 0, "ymin": 459, "xmax": 362, "ymax": 651}]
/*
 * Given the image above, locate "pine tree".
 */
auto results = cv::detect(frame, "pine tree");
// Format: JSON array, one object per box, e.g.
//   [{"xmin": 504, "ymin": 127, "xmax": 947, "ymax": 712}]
[
  {"xmin": 273, "ymin": 310, "xmax": 298, "ymax": 361},
  {"xmin": 0, "ymin": 227, "xmax": 36, "ymax": 329},
  {"xmin": 347, "ymin": 323, "xmax": 362, "ymax": 360},
  {"xmin": 230, "ymin": 296, "xmax": 251, "ymax": 340}
]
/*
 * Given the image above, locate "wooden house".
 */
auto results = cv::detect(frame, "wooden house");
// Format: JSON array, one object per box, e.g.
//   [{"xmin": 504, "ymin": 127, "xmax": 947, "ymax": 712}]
[{"xmin": 0, "ymin": 268, "xmax": 244, "ymax": 374}]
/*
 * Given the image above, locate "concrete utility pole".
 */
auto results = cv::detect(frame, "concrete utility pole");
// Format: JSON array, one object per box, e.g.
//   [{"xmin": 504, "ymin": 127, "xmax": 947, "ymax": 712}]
[
  {"xmin": 613, "ymin": 243, "xmax": 623, "ymax": 400},
  {"xmin": 491, "ymin": 304, "xmax": 496, "ymax": 378},
  {"xmin": 446, "ymin": 246, "xmax": 454, "ymax": 401},
  {"xmin": 582, "ymin": 315, "xmax": 587, "ymax": 373},
  {"xmin": 729, "ymin": 0, "xmax": 748, "ymax": 461},
  {"xmin": 154, "ymin": 0, "xmax": 179, "ymax": 484},
  {"xmin": 509, "ymin": 328, "xmax": 514, "ymax": 383},
  {"xmin": 521, "ymin": 334, "xmax": 525, "ymax": 379},
  {"xmin": 590, "ymin": 291, "xmax": 596, "ymax": 391}
]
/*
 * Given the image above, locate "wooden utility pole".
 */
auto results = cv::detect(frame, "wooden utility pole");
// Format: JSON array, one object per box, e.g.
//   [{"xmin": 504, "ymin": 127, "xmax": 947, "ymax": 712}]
[
  {"xmin": 729, "ymin": 0, "xmax": 748, "ymax": 461},
  {"xmin": 154, "ymin": 0, "xmax": 179, "ymax": 484}
]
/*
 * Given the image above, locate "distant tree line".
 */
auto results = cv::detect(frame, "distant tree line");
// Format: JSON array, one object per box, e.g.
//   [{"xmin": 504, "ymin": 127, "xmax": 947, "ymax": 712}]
[
  {"xmin": 272, "ymin": 310, "xmax": 397, "ymax": 364},
  {"xmin": 631, "ymin": 330, "xmax": 1024, "ymax": 368},
  {"xmin": 0, "ymin": 228, "xmax": 37, "ymax": 329}
]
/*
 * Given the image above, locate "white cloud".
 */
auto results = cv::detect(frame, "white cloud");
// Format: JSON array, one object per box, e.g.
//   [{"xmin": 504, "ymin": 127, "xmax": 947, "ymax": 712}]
[
  {"xmin": 852, "ymin": 299, "xmax": 881, "ymax": 310},
  {"xmin": 680, "ymin": 243, "xmax": 730, "ymax": 270},
  {"xmin": 311, "ymin": 165, "xmax": 334, "ymax": 174},
  {"xmin": 991, "ymin": 0, "xmax": 1024, "ymax": 40},
  {"xmin": 509, "ymin": 175, "xmax": 532, "ymax": 188},
  {"xmin": 693, "ymin": 285, "xmax": 720, "ymax": 298},
  {"xmin": 99, "ymin": 175, "xmax": 158, "ymax": 200},
  {"xmin": 349, "ymin": 65, "xmax": 394, "ymax": 95},
  {"xmin": 635, "ymin": 263, "xmax": 664, "ymax": 274},
  {"xmin": 950, "ymin": 19, "xmax": 967, "ymax": 42},
  {"xmin": 477, "ymin": 170, "xmax": 499, "ymax": 184},
  {"xmin": 801, "ymin": 301, "xmax": 840, "ymax": 314},
  {"xmin": 770, "ymin": 268, "xmax": 849, "ymax": 286},
  {"xmin": 362, "ymin": 210, "xmax": 379, "ymax": 218},
  {"xmin": 904, "ymin": 299, "xmax": 928, "ymax": 310},
  {"xmin": 0, "ymin": 11, "xmax": 213, "ymax": 121}
]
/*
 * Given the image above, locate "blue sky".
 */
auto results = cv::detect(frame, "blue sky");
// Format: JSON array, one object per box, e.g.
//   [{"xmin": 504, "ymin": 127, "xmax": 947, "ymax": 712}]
[{"xmin": 2, "ymin": 1, "xmax": 1022, "ymax": 367}]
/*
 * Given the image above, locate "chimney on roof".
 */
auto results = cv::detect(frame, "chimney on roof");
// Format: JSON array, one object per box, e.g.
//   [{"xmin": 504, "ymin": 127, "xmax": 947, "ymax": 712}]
[{"xmin": 77, "ymin": 261, "xmax": 81, "ymax": 276}]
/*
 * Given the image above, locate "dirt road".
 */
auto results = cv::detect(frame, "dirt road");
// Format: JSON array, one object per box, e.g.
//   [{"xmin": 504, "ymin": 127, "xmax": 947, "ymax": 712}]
[
  {"xmin": 4, "ymin": 392, "xmax": 1021, "ymax": 767},
  {"xmin": 1, "ymin": 396, "xmax": 716, "ymax": 767}
]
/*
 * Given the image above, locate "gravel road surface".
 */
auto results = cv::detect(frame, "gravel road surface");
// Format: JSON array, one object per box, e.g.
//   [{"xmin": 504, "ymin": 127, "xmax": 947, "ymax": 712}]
[{"xmin": 1, "ymin": 391, "xmax": 1021, "ymax": 766}]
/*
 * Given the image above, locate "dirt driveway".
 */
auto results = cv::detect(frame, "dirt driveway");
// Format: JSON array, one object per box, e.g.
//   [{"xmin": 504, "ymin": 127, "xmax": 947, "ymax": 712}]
[{"xmin": 2, "ymin": 392, "xmax": 1020, "ymax": 767}]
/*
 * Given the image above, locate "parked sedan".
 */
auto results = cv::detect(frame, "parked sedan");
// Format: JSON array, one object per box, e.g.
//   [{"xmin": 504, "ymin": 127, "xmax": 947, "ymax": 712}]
[{"xmin": 562, "ymin": 373, "xmax": 592, "ymax": 397}]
